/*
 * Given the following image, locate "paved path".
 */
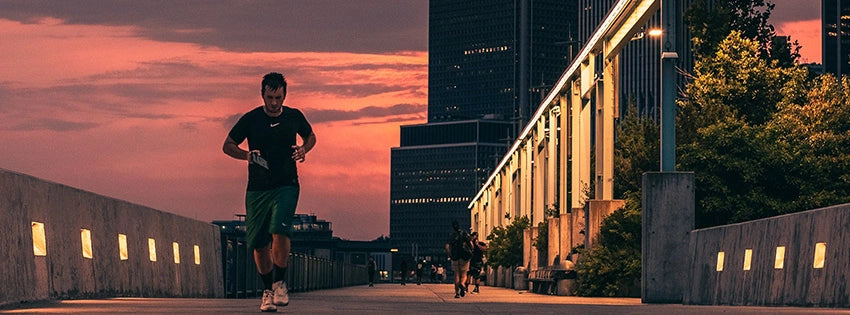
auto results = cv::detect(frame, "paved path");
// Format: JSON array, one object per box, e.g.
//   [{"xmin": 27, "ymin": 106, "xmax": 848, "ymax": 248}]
[{"xmin": 1, "ymin": 284, "xmax": 847, "ymax": 314}]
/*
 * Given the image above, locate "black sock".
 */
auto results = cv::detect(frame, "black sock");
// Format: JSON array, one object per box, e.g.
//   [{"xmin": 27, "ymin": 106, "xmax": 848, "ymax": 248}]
[
  {"xmin": 260, "ymin": 270, "xmax": 274, "ymax": 290},
  {"xmin": 274, "ymin": 264, "xmax": 287, "ymax": 283}
]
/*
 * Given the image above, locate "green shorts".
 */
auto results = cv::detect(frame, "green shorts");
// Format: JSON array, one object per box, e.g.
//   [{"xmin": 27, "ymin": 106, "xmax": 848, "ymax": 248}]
[{"xmin": 245, "ymin": 185, "xmax": 299, "ymax": 249}]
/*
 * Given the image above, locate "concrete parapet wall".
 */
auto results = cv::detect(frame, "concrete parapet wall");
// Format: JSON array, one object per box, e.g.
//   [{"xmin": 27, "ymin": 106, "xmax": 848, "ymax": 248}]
[
  {"xmin": 684, "ymin": 203, "xmax": 850, "ymax": 307},
  {"xmin": 0, "ymin": 169, "xmax": 223, "ymax": 306}
]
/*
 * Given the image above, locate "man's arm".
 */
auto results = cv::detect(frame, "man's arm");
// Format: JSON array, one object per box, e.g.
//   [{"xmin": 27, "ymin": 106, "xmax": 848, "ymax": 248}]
[
  {"xmin": 445, "ymin": 243, "xmax": 451, "ymax": 257},
  {"xmin": 223, "ymin": 137, "xmax": 250, "ymax": 161},
  {"xmin": 292, "ymin": 132, "xmax": 317, "ymax": 162}
]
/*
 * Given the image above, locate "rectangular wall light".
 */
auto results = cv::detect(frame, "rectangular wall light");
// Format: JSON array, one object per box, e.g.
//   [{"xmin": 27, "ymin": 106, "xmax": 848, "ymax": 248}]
[
  {"xmin": 32, "ymin": 221, "xmax": 47, "ymax": 257},
  {"xmin": 743, "ymin": 249, "xmax": 753, "ymax": 271},
  {"xmin": 774, "ymin": 246, "xmax": 785, "ymax": 269},
  {"xmin": 81, "ymin": 229, "xmax": 93, "ymax": 259},
  {"xmin": 118, "ymin": 234, "xmax": 128, "ymax": 260},
  {"xmin": 193, "ymin": 245, "xmax": 201, "ymax": 265},
  {"xmin": 172, "ymin": 242, "xmax": 180, "ymax": 264},
  {"xmin": 716, "ymin": 251, "xmax": 725, "ymax": 271},
  {"xmin": 148, "ymin": 238, "xmax": 157, "ymax": 262},
  {"xmin": 814, "ymin": 242, "xmax": 826, "ymax": 269}
]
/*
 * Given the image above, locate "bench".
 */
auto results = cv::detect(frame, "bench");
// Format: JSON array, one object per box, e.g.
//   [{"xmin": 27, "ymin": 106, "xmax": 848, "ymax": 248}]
[{"xmin": 528, "ymin": 266, "xmax": 576, "ymax": 295}]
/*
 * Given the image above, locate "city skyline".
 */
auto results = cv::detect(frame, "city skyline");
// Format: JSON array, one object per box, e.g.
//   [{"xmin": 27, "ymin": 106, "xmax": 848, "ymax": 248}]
[{"xmin": 0, "ymin": 0, "xmax": 821, "ymax": 240}]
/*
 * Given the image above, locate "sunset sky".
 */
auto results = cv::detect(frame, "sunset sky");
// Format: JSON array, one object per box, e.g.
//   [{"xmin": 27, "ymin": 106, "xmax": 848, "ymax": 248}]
[{"xmin": 0, "ymin": 1, "xmax": 821, "ymax": 240}]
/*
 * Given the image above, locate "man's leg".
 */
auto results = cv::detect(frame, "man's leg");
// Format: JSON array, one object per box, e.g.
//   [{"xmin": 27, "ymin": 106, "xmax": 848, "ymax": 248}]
[
  {"xmin": 254, "ymin": 246, "xmax": 274, "ymax": 288},
  {"xmin": 271, "ymin": 234, "xmax": 291, "ymax": 306},
  {"xmin": 254, "ymin": 245, "xmax": 277, "ymax": 312}
]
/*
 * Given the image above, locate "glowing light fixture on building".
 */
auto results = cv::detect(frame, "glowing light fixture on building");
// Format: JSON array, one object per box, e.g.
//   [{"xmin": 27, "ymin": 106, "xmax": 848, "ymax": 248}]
[
  {"xmin": 194, "ymin": 245, "xmax": 201, "ymax": 265},
  {"xmin": 173, "ymin": 242, "xmax": 180, "ymax": 264},
  {"xmin": 81, "ymin": 229, "xmax": 93, "ymax": 259},
  {"xmin": 743, "ymin": 249, "xmax": 752, "ymax": 271},
  {"xmin": 118, "ymin": 234, "xmax": 129, "ymax": 260},
  {"xmin": 32, "ymin": 221, "xmax": 47, "ymax": 257},
  {"xmin": 813, "ymin": 242, "xmax": 826, "ymax": 269},
  {"xmin": 774, "ymin": 246, "xmax": 785, "ymax": 269},
  {"xmin": 148, "ymin": 238, "xmax": 157, "ymax": 262},
  {"xmin": 716, "ymin": 251, "xmax": 725, "ymax": 271}
]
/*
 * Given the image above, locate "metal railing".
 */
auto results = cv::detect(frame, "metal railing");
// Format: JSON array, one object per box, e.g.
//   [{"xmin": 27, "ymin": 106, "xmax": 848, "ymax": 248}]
[{"xmin": 221, "ymin": 235, "xmax": 367, "ymax": 298}]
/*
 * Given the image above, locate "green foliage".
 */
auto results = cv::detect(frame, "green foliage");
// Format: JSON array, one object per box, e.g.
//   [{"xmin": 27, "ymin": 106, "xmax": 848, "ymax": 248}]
[
  {"xmin": 766, "ymin": 74, "xmax": 850, "ymax": 211},
  {"xmin": 575, "ymin": 192, "xmax": 641, "ymax": 297},
  {"xmin": 679, "ymin": 31, "xmax": 850, "ymax": 228},
  {"xmin": 533, "ymin": 221, "xmax": 547, "ymax": 253},
  {"xmin": 685, "ymin": 0, "xmax": 799, "ymax": 65},
  {"xmin": 485, "ymin": 216, "xmax": 530, "ymax": 268},
  {"xmin": 614, "ymin": 101, "xmax": 659, "ymax": 199},
  {"xmin": 533, "ymin": 205, "xmax": 559, "ymax": 253}
]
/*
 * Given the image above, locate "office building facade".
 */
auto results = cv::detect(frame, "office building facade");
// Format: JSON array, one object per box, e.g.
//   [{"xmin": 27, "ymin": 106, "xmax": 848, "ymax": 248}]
[
  {"xmin": 578, "ymin": 0, "xmax": 692, "ymax": 120},
  {"xmin": 390, "ymin": 0, "xmax": 577, "ymax": 263},
  {"xmin": 824, "ymin": 0, "xmax": 850, "ymax": 77}
]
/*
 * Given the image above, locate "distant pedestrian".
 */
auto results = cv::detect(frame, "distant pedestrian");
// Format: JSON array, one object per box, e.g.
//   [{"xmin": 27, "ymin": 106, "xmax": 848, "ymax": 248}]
[
  {"xmin": 445, "ymin": 220, "xmax": 472, "ymax": 298},
  {"xmin": 223, "ymin": 72, "xmax": 317, "ymax": 312},
  {"xmin": 466, "ymin": 232, "xmax": 488, "ymax": 294},
  {"xmin": 437, "ymin": 265, "xmax": 445, "ymax": 283},
  {"xmin": 430, "ymin": 265, "xmax": 437, "ymax": 283},
  {"xmin": 416, "ymin": 261, "xmax": 424, "ymax": 285},
  {"xmin": 367, "ymin": 257, "xmax": 377, "ymax": 287},
  {"xmin": 400, "ymin": 260, "xmax": 408, "ymax": 286}
]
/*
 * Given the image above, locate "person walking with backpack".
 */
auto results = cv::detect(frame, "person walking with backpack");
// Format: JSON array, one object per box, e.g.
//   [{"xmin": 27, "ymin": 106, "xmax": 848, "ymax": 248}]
[
  {"xmin": 445, "ymin": 220, "xmax": 472, "ymax": 298},
  {"xmin": 466, "ymin": 231, "xmax": 488, "ymax": 294}
]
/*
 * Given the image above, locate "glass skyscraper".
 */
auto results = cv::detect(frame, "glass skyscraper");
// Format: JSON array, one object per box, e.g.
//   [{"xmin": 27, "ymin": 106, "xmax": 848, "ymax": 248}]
[
  {"xmin": 824, "ymin": 0, "xmax": 850, "ymax": 77},
  {"xmin": 578, "ymin": 0, "xmax": 692, "ymax": 120},
  {"xmin": 390, "ymin": 0, "xmax": 576, "ymax": 263}
]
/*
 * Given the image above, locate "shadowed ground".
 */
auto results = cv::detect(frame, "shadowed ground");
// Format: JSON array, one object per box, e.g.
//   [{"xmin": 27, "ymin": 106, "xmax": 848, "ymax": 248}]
[{"xmin": 1, "ymin": 283, "xmax": 846, "ymax": 314}]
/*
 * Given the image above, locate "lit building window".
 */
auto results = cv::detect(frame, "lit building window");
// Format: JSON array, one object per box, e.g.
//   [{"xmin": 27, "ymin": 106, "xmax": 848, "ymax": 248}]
[
  {"xmin": 32, "ymin": 221, "xmax": 47, "ymax": 257},
  {"xmin": 81, "ymin": 229, "xmax": 93, "ymax": 259}
]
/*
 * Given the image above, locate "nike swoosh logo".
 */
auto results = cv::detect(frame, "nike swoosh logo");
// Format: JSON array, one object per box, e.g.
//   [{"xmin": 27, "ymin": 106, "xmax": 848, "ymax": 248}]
[{"xmin": 270, "ymin": 123, "xmax": 280, "ymax": 128}]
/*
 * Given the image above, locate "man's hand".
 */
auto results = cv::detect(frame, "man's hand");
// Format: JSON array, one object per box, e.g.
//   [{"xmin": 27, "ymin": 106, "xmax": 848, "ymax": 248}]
[{"xmin": 291, "ymin": 145, "xmax": 306, "ymax": 162}]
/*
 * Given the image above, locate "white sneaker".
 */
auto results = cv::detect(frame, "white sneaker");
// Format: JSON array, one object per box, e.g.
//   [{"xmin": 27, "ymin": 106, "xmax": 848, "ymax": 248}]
[
  {"xmin": 272, "ymin": 281, "xmax": 289, "ymax": 306},
  {"xmin": 260, "ymin": 289, "xmax": 277, "ymax": 312}
]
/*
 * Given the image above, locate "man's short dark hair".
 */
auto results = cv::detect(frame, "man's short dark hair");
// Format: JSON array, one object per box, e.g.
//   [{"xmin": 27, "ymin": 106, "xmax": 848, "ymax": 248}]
[{"xmin": 261, "ymin": 72, "xmax": 287, "ymax": 96}]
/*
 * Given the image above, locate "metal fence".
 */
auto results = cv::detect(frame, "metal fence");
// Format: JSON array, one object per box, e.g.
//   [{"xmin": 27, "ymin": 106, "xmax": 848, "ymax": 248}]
[{"xmin": 221, "ymin": 234, "xmax": 368, "ymax": 298}]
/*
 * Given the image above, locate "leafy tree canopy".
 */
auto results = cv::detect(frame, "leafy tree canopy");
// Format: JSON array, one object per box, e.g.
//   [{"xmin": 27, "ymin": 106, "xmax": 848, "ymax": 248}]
[{"xmin": 485, "ymin": 216, "xmax": 529, "ymax": 268}]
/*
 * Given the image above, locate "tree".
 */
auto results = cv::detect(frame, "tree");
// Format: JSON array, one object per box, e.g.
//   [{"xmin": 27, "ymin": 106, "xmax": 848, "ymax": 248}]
[
  {"xmin": 678, "ymin": 31, "xmax": 810, "ymax": 227},
  {"xmin": 574, "ymin": 191, "xmax": 641, "ymax": 297},
  {"xmin": 767, "ymin": 74, "xmax": 850, "ymax": 212},
  {"xmin": 485, "ymin": 216, "xmax": 530, "ymax": 268},
  {"xmin": 685, "ymin": 0, "xmax": 799, "ymax": 65},
  {"xmin": 614, "ymin": 101, "xmax": 660, "ymax": 199}
]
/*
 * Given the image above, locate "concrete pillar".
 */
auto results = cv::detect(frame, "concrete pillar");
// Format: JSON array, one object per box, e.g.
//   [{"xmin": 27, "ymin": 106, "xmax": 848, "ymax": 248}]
[
  {"xmin": 559, "ymin": 212, "xmax": 572, "ymax": 266},
  {"xmin": 570, "ymin": 207, "xmax": 586, "ymax": 254},
  {"xmin": 548, "ymin": 217, "xmax": 560, "ymax": 267},
  {"xmin": 586, "ymin": 200, "xmax": 625, "ymax": 249},
  {"xmin": 529, "ymin": 227, "xmax": 539, "ymax": 269},
  {"xmin": 641, "ymin": 172, "xmax": 694, "ymax": 303}
]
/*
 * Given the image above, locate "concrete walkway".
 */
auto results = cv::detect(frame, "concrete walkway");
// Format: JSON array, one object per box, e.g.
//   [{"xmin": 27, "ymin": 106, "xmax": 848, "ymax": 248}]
[{"xmin": 1, "ymin": 283, "xmax": 846, "ymax": 314}]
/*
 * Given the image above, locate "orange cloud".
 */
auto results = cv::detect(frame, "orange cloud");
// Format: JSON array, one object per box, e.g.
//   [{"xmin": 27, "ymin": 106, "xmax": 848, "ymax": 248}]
[
  {"xmin": 0, "ymin": 18, "xmax": 427, "ymax": 240},
  {"xmin": 774, "ymin": 19, "xmax": 821, "ymax": 64}
]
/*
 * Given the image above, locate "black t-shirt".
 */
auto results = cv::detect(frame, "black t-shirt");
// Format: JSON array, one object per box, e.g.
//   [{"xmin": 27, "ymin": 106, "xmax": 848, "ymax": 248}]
[{"xmin": 228, "ymin": 106, "xmax": 313, "ymax": 191}]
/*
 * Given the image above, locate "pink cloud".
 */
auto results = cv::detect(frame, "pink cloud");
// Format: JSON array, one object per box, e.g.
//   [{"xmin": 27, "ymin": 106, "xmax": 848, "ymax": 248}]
[
  {"xmin": 774, "ymin": 19, "xmax": 821, "ymax": 64},
  {"xmin": 0, "ymin": 18, "xmax": 426, "ymax": 240}
]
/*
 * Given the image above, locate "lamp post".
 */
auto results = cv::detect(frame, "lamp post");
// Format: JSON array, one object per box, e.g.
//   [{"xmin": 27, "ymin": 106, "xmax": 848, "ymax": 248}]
[{"xmin": 660, "ymin": 0, "xmax": 678, "ymax": 172}]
